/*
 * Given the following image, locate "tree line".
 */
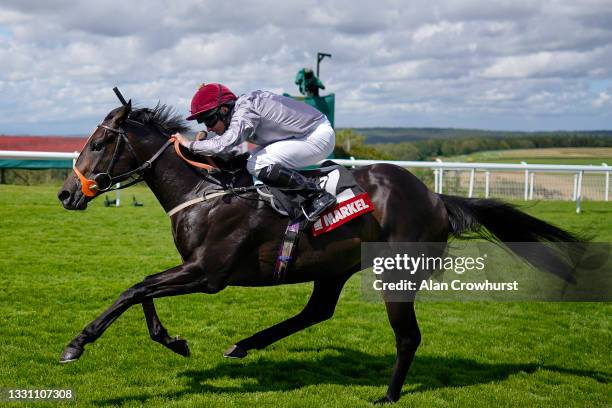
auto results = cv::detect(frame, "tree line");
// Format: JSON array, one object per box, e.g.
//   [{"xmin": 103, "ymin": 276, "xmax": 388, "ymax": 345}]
[{"xmin": 333, "ymin": 129, "xmax": 612, "ymax": 161}]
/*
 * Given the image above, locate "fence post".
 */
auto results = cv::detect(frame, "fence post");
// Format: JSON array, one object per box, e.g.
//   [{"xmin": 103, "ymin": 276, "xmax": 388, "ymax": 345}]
[
  {"xmin": 603, "ymin": 163, "xmax": 609, "ymax": 202},
  {"xmin": 115, "ymin": 183, "xmax": 121, "ymax": 207},
  {"xmin": 576, "ymin": 171, "xmax": 583, "ymax": 214},
  {"xmin": 434, "ymin": 169, "xmax": 439, "ymax": 193},
  {"xmin": 349, "ymin": 156, "xmax": 356, "ymax": 169},
  {"xmin": 529, "ymin": 172, "xmax": 535, "ymax": 200},
  {"xmin": 522, "ymin": 162, "xmax": 528, "ymax": 201},
  {"xmin": 485, "ymin": 171, "xmax": 490, "ymax": 198},
  {"xmin": 572, "ymin": 173, "xmax": 578, "ymax": 201},
  {"xmin": 436, "ymin": 158, "xmax": 443, "ymax": 194},
  {"xmin": 468, "ymin": 168, "xmax": 475, "ymax": 198}
]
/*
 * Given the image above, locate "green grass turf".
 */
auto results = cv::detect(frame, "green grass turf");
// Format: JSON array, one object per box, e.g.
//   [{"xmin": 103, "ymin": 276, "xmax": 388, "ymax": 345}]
[
  {"xmin": 445, "ymin": 147, "xmax": 612, "ymax": 165},
  {"xmin": 0, "ymin": 184, "xmax": 610, "ymax": 407}
]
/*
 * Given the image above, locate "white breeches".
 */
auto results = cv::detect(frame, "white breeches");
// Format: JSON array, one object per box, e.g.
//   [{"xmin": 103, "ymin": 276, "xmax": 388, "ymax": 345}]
[{"xmin": 246, "ymin": 119, "xmax": 335, "ymax": 176}]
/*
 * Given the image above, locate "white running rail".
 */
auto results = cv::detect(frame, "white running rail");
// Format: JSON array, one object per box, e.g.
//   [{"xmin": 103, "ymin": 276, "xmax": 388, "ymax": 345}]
[{"xmin": 1, "ymin": 151, "xmax": 610, "ymax": 213}]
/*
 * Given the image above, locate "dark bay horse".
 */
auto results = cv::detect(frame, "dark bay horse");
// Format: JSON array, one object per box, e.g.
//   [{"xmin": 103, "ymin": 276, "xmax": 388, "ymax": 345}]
[{"xmin": 57, "ymin": 102, "xmax": 582, "ymax": 403}]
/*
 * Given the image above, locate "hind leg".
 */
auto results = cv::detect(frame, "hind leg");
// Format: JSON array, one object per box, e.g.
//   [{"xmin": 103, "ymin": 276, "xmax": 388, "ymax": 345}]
[
  {"xmin": 225, "ymin": 272, "xmax": 351, "ymax": 358},
  {"xmin": 378, "ymin": 301, "xmax": 421, "ymax": 403}
]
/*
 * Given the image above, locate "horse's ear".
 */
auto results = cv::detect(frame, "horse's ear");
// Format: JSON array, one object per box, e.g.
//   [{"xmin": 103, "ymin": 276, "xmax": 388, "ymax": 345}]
[{"xmin": 114, "ymin": 100, "xmax": 132, "ymax": 123}]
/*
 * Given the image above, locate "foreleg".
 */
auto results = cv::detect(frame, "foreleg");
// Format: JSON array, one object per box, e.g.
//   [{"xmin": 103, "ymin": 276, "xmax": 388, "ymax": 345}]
[
  {"xmin": 60, "ymin": 263, "xmax": 209, "ymax": 363},
  {"xmin": 142, "ymin": 300, "xmax": 190, "ymax": 357}
]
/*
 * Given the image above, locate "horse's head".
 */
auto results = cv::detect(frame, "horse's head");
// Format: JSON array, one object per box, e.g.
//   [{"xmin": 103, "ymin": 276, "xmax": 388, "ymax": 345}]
[{"xmin": 57, "ymin": 102, "xmax": 142, "ymax": 210}]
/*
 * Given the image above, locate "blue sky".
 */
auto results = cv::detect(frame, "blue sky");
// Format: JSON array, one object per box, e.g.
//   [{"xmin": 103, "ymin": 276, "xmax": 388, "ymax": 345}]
[{"xmin": 0, "ymin": 0, "xmax": 611, "ymax": 135}]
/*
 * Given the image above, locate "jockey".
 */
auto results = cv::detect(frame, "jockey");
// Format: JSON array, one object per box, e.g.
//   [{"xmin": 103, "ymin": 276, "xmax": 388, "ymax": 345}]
[{"xmin": 173, "ymin": 83, "xmax": 336, "ymax": 220}]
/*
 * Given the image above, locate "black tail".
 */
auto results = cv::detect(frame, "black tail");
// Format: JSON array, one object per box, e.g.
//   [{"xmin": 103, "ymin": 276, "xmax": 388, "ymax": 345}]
[{"xmin": 439, "ymin": 194, "xmax": 589, "ymax": 282}]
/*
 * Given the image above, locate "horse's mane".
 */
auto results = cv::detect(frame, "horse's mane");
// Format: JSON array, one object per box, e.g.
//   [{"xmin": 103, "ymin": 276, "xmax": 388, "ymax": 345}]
[
  {"xmin": 131, "ymin": 103, "xmax": 191, "ymax": 135},
  {"xmin": 129, "ymin": 103, "xmax": 249, "ymax": 175}
]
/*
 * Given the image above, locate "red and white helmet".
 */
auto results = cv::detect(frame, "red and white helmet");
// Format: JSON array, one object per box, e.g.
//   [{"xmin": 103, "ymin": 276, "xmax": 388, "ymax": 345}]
[{"xmin": 186, "ymin": 83, "xmax": 237, "ymax": 121}]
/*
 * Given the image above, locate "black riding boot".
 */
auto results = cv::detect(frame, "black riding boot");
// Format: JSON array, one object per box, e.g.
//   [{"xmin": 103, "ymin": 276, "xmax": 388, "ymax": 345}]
[{"xmin": 257, "ymin": 164, "xmax": 336, "ymax": 220}]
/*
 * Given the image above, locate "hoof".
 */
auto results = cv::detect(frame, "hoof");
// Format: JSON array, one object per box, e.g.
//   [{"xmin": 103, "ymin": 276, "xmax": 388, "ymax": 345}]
[
  {"xmin": 167, "ymin": 337, "xmax": 190, "ymax": 357},
  {"xmin": 374, "ymin": 395, "xmax": 395, "ymax": 404},
  {"xmin": 59, "ymin": 345, "xmax": 83, "ymax": 364},
  {"xmin": 223, "ymin": 344, "xmax": 247, "ymax": 359}
]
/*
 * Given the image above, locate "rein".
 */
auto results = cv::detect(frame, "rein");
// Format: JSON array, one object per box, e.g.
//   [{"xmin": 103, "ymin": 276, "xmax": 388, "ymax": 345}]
[
  {"xmin": 73, "ymin": 122, "xmax": 218, "ymax": 197},
  {"xmin": 72, "ymin": 94, "xmax": 257, "ymax": 217},
  {"xmin": 74, "ymin": 118, "xmax": 264, "ymax": 217},
  {"xmin": 171, "ymin": 137, "xmax": 217, "ymax": 171}
]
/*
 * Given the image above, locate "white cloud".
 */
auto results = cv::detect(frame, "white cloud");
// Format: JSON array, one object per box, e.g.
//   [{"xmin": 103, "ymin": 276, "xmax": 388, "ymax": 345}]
[
  {"xmin": 481, "ymin": 51, "xmax": 594, "ymax": 79},
  {"xmin": 412, "ymin": 21, "xmax": 464, "ymax": 43},
  {"xmin": 0, "ymin": 0, "xmax": 611, "ymax": 134},
  {"xmin": 592, "ymin": 91, "xmax": 610, "ymax": 108}
]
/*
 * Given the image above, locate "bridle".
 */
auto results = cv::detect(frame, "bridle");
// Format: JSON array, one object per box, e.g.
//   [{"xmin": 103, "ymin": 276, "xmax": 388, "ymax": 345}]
[
  {"xmin": 73, "ymin": 120, "xmax": 176, "ymax": 197},
  {"xmin": 74, "ymin": 113, "xmax": 263, "ymax": 217}
]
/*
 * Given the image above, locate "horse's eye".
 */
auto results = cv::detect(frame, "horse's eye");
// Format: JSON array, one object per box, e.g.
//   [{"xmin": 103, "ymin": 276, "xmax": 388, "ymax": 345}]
[{"xmin": 90, "ymin": 141, "xmax": 104, "ymax": 151}]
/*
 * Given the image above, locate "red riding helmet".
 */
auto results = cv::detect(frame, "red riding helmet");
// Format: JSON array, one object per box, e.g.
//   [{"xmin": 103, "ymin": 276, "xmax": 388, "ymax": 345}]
[{"xmin": 186, "ymin": 83, "xmax": 237, "ymax": 121}]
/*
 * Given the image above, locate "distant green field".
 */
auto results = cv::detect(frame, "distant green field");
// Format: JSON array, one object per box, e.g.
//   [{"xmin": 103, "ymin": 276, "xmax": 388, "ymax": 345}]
[
  {"xmin": 0, "ymin": 184, "xmax": 610, "ymax": 407},
  {"xmin": 446, "ymin": 147, "xmax": 612, "ymax": 165},
  {"xmin": 351, "ymin": 127, "xmax": 612, "ymax": 144}
]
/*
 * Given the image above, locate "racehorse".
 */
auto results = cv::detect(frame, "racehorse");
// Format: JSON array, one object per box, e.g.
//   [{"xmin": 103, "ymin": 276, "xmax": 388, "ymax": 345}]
[{"xmin": 57, "ymin": 101, "xmax": 583, "ymax": 403}]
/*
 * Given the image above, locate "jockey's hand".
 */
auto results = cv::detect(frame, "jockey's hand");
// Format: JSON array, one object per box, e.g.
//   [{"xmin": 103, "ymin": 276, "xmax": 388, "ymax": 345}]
[
  {"xmin": 195, "ymin": 131, "xmax": 208, "ymax": 141},
  {"xmin": 172, "ymin": 132, "xmax": 190, "ymax": 148}
]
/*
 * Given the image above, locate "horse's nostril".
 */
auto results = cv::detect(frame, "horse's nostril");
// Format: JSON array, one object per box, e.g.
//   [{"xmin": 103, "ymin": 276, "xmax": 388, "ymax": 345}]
[{"xmin": 58, "ymin": 190, "xmax": 71, "ymax": 202}]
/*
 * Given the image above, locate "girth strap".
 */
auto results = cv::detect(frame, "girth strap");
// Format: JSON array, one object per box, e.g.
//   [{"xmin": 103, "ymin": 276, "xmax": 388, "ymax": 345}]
[
  {"xmin": 167, "ymin": 186, "xmax": 258, "ymax": 217},
  {"xmin": 167, "ymin": 191, "xmax": 230, "ymax": 217}
]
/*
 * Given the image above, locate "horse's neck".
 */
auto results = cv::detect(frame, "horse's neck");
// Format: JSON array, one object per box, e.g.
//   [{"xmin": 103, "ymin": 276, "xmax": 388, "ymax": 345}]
[{"xmin": 138, "ymin": 138, "xmax": 215, "ymax": 214}]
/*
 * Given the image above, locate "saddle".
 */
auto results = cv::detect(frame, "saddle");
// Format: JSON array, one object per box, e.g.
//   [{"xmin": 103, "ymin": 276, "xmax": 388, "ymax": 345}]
[
  {"xmin": 209, "ymin": 155, "xmax": 374, "ymax": 232},
  {"xmin": 257, "ymin": 162, "xmax": 371, "ymax": 218}
]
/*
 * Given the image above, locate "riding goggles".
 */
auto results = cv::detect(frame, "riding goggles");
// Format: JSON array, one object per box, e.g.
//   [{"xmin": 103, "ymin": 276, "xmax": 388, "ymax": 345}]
[{"xmin": 197, "ymin": 109, "xmax": 220, "ymax": 128}]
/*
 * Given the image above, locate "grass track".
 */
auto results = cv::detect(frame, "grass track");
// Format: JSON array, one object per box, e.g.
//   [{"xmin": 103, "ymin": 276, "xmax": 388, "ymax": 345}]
[
  {"xmin": 446, "ymin": 147, "xmax": 612, "ymax": 165},
  {"xmin": 0, "ymin": 184, "xmax": 610, "ymax": 407}
]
